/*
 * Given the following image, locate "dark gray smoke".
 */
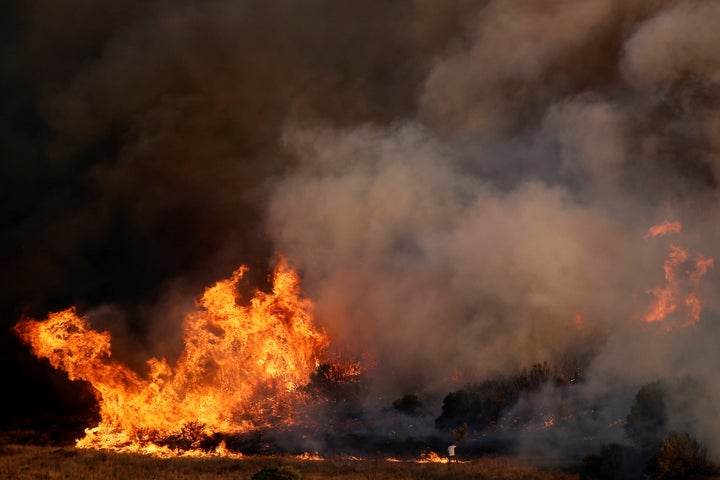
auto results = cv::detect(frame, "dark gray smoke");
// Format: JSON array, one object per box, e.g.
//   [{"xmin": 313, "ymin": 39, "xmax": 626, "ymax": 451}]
[{"xmin": 4, "ymin": 0, "xmax": 720, "ymax": 461}]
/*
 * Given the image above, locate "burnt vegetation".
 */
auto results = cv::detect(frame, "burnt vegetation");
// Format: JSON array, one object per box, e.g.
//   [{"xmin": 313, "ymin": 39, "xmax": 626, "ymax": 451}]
[{"xmin": 304, "ymin": 361, "xmax": 368, "ymax": 426}]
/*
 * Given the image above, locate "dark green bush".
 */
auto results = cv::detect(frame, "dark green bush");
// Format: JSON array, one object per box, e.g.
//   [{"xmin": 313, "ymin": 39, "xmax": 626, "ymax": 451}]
[{"xmin": 251, "ymin": 465, "xmax": 302, "ymax": 480}]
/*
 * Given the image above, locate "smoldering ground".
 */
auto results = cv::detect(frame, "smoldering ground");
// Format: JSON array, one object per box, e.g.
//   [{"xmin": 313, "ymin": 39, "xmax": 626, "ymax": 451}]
[{"xmin": 3, "ymin": 0, "xmax": 720, "ymax": 463}]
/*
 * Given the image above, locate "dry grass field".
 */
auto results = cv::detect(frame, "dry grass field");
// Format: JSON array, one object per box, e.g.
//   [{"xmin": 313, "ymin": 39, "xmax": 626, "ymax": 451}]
[{"xmin": 0, "ymin": 444, "xmax": 581, "ymax": 480}]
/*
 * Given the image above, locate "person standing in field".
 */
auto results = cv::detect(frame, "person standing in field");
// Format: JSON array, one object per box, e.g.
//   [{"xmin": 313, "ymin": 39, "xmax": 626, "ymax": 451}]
[{"xmin": 447, "ymin": 443, "xmax": 458, "ymax": 463}]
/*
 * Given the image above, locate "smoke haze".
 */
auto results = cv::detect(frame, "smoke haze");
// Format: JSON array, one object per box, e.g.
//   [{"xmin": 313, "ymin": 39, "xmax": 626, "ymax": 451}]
[{"xmin": 3, "ymin": 0, "xmax": 720, "ymax": 461}]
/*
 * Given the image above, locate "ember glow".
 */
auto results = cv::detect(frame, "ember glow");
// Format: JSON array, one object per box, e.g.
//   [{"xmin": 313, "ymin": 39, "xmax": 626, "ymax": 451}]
[{"xmin": 13, "ymin": 257, "xmax": 331, "ymax": 453}]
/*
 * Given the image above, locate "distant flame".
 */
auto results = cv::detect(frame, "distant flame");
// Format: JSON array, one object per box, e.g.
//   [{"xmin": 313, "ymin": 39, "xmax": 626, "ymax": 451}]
[
  {"xmin": 643, "ymin": 244, "xmax": 687, "ymax": 323},
  {"xmin": 643, "ymin": 219, "xmax": 682, "ymax": 239},
  {"xmin": 642, "ymin": 221, "xmax": 713, "ymax": 327},
  {"xmin": 14, "ymin": 256, "xmax": 332, "ymax": 454},
  {"xmin": 384, "ymin": 451, "xmax": 456, "ymax": 464},
  {"xmin": 691, "ymin": 256, "xmax": 714, "ymax": 282}
]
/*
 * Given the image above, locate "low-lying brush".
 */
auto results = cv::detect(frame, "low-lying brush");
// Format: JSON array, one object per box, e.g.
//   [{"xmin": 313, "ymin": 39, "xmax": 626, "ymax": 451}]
[{"xmin": 0, "ymin": 444, "xmax": 580, "ymax": 480}]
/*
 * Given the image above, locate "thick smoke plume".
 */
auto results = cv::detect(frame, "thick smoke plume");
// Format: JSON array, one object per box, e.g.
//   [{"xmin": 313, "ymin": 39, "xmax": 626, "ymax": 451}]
[{"xmin": 3, "ymin": 0, "xmax": 720, "ymax": 462}]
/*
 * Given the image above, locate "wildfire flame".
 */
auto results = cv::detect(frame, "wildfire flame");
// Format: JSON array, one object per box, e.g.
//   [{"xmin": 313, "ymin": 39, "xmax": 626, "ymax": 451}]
[
  {"xmin": 384, "ymin": 451, "xmax": 457, "ymax": 464},
  {"xmin": 643, "ymin": 219, "xmax": 682, "ymax": 239},
  {"xmin": 642, "ymin": 221, "xmax": 713, "ymax": 327},
  {"xmin": 296, "ymin": 452, "xmax": 324, "ymax": 461},
  {"xmin": 418, "ymin": 451, "xmax": 447, "ymax": 463},
  {"xmin": 14, "ymin": 256, "xmax": 331, "ymax": 453}
]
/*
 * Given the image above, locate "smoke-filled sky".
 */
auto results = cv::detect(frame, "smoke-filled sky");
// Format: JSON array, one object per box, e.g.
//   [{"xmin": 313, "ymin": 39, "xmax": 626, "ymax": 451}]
[{"xmin": 4, "ymin": 0, "xmax": 720, "ymax": 459}]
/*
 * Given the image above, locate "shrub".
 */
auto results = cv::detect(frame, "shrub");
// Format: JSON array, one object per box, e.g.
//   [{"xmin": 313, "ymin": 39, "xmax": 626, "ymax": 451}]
[
  {"xmin": 580, "ymin": 444, "xmax": 642, "ymax": 480},
  {"xmin": 435, "ymin": 378, "xmax": 520, "ymax": 430},
  {"xmin": 160, "ymin": 421, "xmax": 210, "ymax": 451},
  {"xmin": 393, "ymin": 393, "xmax": 422, "ymax": 415},
  {"xmin": 581, "ymin": 444, "xmax": 624, "ymax": 480},
  {"xmin": 625, "ymin": 382, "xmax": 667, "ymax": 453},
  {"xmin": 646, "ymin": 431, "xmax": 709, "ymax": 480},
  {"xmin": 435, "ymin": 362, "xmax": 579, "ymax": 430},
  {"xmin": 251, "ymin": 465, "xmax": 302, "ymax": 480}
]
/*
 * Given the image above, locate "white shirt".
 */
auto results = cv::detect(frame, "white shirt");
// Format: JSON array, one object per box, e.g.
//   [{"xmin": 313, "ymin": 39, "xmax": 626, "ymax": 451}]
[{"xmin": 448, "ymin": 445, "xmax": 456, "ymax": 456}]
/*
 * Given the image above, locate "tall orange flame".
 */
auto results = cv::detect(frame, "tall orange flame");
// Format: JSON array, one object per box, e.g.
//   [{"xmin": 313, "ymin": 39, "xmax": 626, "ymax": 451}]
[{"xmin": 14, "ymin": 257, "xmax": 330, "ymax": 453}]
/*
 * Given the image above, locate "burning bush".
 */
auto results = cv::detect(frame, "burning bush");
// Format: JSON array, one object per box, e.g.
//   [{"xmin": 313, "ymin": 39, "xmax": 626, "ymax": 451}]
[
  {"xmin": 305, "ymin": 361, "xmax": 366, "ymax": 422},
  {"xmin": 159, "ymin": 421, "xmax": 211, "ymax": 452}
]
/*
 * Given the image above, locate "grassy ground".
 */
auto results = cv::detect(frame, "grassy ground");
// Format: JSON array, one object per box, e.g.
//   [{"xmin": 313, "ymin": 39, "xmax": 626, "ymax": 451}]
[{"xmin": 0, "ymin": 444, "xmax": 581, "ymax": 480}]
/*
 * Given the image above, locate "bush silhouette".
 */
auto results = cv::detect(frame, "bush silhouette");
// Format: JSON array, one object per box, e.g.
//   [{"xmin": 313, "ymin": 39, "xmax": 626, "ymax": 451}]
[
  {"xmin": 581, "ymin": 443, "xmax": 643, "ymax": 480},
  {"xmin": 625, "ymin": 382, "xmax": 667, "ymax": 453},
  {"xmin": 251, "ymin": 466, "xmax": 302, "ymax": 480},
  {"xmin": 393, "ymin": 393, "xmax": 422, "ymax": 415},
  {"xmin": 646, "ymin": 432, "xmax": 710, "ymax": 480},
  {"xmin": 435, "ymin": 362, "xmax": 582, "ymax": 430}
]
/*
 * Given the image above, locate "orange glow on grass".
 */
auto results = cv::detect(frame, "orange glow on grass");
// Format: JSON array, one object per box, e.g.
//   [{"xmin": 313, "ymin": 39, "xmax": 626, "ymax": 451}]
[{"xmin": 418, "ymin": 451, "xmax": 447, "ymax": 463}]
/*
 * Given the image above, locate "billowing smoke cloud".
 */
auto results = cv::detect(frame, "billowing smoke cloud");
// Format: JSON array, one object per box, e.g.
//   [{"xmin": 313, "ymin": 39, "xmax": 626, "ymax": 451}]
[
  {"xmin": 266, "ymin": 0, "xmax": 720, "ymax": 459},
  {"xmin": 4, "ymin": 0, "xmax": 720, "ymax": 462},
  {"xmin": 269, "ymin": 125, "xmax": 633, "ymax": 389}
]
